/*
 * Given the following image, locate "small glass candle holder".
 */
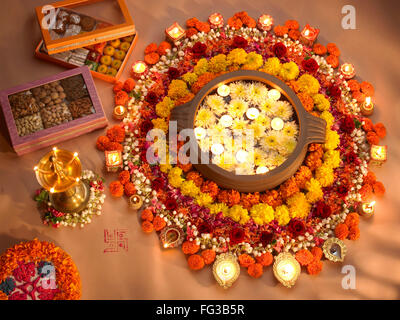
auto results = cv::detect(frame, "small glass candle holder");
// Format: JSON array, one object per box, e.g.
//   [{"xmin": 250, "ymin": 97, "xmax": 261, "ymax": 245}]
[
  {"xmin": 359, "ymin": 200, "xmax": 376, "ymax": 218},
  {"xmin": 257, "ymin": 14, "xmax": 274, "ymax": 31},
  {"xmin": 129, "ymin": 195, "xmax": 143, "ymax": 210},
  {"xmin": 105, "ymin": 150, "xmax": 123, "ymax": 172},
  {"xmin": 361, "ymin": 97, "xmax": 374, "ymax": 116},
  {"xmin": 165, "ymin": 22, "xmax": 186, "ymax": 42},
  {"xmin": 131, "ymin": 60, "xmax": 148, "ymax": 79},
  {"xmin": 208, "ymin": 13, "xmax": 224, "ymax": 28},
  {"xmin": 113, "ymin": 105, "xmax": 127, "ymax": 120},
  {"xmin": 370, "ymin": 145, "xmax": 387, "ymax": 166},
  {"xmin": 300, "ymin": 24, "xmax": 319, "ymax": 47},
  {"xmin": 340, "ymin": 63, "xmax": 356, "ymax": 80}
]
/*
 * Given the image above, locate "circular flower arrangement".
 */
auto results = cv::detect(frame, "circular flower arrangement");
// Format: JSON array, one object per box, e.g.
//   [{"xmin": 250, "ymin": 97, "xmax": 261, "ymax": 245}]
[
  {"xmin": 98, "ymin": 11, "xmax": 387, "ymax": 287},
  {"xmin": 0, "ymin": 239, "xmax": 81, "ymax": 300},
  {"xmin": 34, "ymin": 170, "xmax": 106, "ymax": 228}
]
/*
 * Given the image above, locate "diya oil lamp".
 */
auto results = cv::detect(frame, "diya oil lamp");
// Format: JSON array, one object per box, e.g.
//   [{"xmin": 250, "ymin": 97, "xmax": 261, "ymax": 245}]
[
  {"xmin": 34, "ymin": 147, "xmax": 90, "ymax": 214},
  {"xmin": 131, "ymin": 60, "xmax": 148, "ymax": 79},
  {"xmin": 208, "ymin": 13, "xmax": 224, "ymax": 28},
  {"xmin": 323, "ymin": 238, "xmax": 347, "ymax": 262},
  {"xmin": 212, "ymin": 253, "xmax": 240, "ymax": 289},
  {"xmin": 370, "ymin": 145, "xmax": 387, "ymax": 166},
  {"xmin": 257, "ymin": 14, "xmax": 274, "ymax": 31},
  {"xmin": 359, "ymin": 200, "xmax": 376, "ymax": 218},
  {"xmin": 113, "ymin": 105, "xmax": 127, "ymax": 120},
  {"xmin": 273, "ymin": 252, "xmax": 301, "ymax": 288},
  {"xmin": 300, "ymin": 24, "xmax": 319, "ymax": 47},
  {"xmin": 129, "ymin": 195, "xmax": 143, "ymax": 210},
  {"xmin": 105, "ymin": 150, "xmax": 123, "ymax": 172},
  {"xmin": 340, "ymin": 63, "xmax": 356, "ymax": 80},
  {"xmin": 360, "ymin": 96, "xmax": 374, "ymax": 116},
  {"xmin": 165, "ymin": 22, "xmax": 186, "ymax": 42},
  {"xmin": 160, "ymin": 226, "xmax": 184, "ymax": 249}
]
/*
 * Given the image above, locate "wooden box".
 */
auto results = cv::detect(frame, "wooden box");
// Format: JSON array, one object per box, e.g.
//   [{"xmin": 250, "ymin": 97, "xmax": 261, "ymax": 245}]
[{"xmin": 0, "ymin": 66, "xmax": 108, "ymax": 156}]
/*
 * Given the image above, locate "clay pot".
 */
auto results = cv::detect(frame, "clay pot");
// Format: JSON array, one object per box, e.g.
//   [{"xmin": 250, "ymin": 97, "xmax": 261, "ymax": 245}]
[{"xmin": 170, "ymin": 70, "xmax": 326, "ymax": 192}]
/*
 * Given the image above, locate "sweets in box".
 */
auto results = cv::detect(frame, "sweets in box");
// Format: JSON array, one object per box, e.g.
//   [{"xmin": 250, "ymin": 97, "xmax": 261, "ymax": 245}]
[{"xmin": 0, "ymin": 66, "xmax": 107, "ymax": 155}]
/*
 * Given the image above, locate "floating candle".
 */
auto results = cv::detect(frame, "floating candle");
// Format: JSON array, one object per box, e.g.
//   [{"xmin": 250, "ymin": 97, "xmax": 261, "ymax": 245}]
[
  {"xmin": 267, "ymin": 89, "xmax": 281, "ymax": 101},
  {"xmin": 246, "ymin": 107, "xmax": 260, "ymax": 120},
  {"xmin": 211, "ymin": 143, "xmax": 224, "ymax": 155},
  {"xmin": 220, "ymin": 115, "xmax": 233, "ymax": 127},
  {"xmin": 271, "ymin": 117, "xmax": 284, "ymax": 131},
  {"xmin": 217, "ymin": 84, "xmax": 230, "ymax": 97},
  {"xmin": 235, "ymin": 150, "xmax": 248, "ymax": 163},
  {"xmin": 194, "ymin": 127, "xmax": 206, "ymax": 139}
]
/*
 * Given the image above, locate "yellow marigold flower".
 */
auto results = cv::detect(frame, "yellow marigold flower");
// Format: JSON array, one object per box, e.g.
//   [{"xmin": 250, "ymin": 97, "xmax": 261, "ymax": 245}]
[
  {"xmin": 182, "ymin": 72, "xmax": 198, "ymax": 86},
  {"xmin": 323, "ymin": 150, "xmax": 341, "ymax": 168},
  {"xmin": 320, "ymin": 111, "xmax": 334, "ymax": 129},
  {"xmin": 168, "ymin": 79, "xmax": 189, "ymax": 100},
  {"xmin": 315, "ymin": 163, "xmax": 335, "ymax": 187},
  {"xmin": 297, "ymin": 74, "xmax": 320, "ymax": 95},
  {"xmin": 227, "ymin": 48, "xmax": 247, "ymax": 65},
  {"xmin": 261, "ymin": 57, "xmax": 281, "ymax": 76},
  {"xmin": 243, "ymin": 52, "xmax": 263, "ymax": 70},
  {"xmin": 155, "ymin": 96, "xmax": 174, "ymax": 118},
  {"xmin": 196, "ymin": 193, "xmax": 214, "ymax": 206},
  {"xmin": 279, "ymin": 61, "xmax": 299, "ymax": 81},
  {"xmin": 312, "ymin": 93, "xmax": 330, "ymax": 111},
  {"xmin": 287, "ymin": 192, "xmax": 311, "ymax": 219},
  {"xmin": 168, "ymin": 167, "xmax": 183, "ymax": 188},
  {"xmin": 274, "ymin": 205, "xmax": 290, "ymax": 226},
  {"xmin": 193, "ymin": 58, "xmax": 208, "ymax": 75},
  {"xmin": 151, "ymin": 118, "xmax": 169, "ymax": 133},
  {"xmin": 208, "ymin": 54, "xmax": 228, "ymax": 73},
  {"xmin": 250, "ymin": 203, "xmax": 274, "ymax": 225},
  {"xmin": 228, "ymin": 205, "xmax": 249, "ymax": 224},
  {"xmin": 180, "ymin": 180, "xmax": 200, "ymax": 197},
  {"xmin": 324, "ymin": 129, "xmax": 340, "ymax": 150},
  {"xmin": 207, "ymin": 203, "xmax": 229, "ymax": 216},
  {"xmin": 305, "ymin": 178, "xmax": 323, "ymax": 203}
]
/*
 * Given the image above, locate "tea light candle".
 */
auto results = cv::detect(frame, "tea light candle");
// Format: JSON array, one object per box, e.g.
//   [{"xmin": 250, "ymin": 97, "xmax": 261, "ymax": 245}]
[
  {"xmin": 370, "ymin": 145, "xmax": 387, "ymax": 166},
  {"xmin": 267, "ymin": 89, "xmax": 281, "ymax": 101},
  {"xmin": 131, "ymin": 60, "xmax": 148, "ymax": 79},
  {"xmin": 271, "ymin": 117, "xmax": 284, "ymax": 131},
  {"xmin": 257, "ymin": 14, "xmax": 274, "ymax": 31},
  {"xmin": 217, "ymin": 84, "xmax": 230, "ymax": 97},
  {"xmin": 194, "ymin": 127, "xmax": 206, "ymax": 139},
  {"xmin": 211, "ymin": 143, "xmax": 224, "ymax": 155},
  {"xmin": 256, "ymin": 166, "xmax": 269, "ymax": 174},
  {"xmin": 246, "ymin": 108, "xmax": 260, "ymax": 120},
  {"xmin": 219, "ymin": 115, "xmax": 233, "ymax": 127},
  {"xmin": 273, "ymin": 253, "xmax": 301, "ymax": 288},
  {"xmin": 361, "ymin": 96, "xmax": 374, "ymax": 116},
  {"xmin": 129, "ymin": 195, "xmax": 143, "ymax": 210},
  {"xmin": 165, "ymin": 22, "xmax": 186, "ymax": 42},
  {"xmin": 235, "ymin": 150, "xmax": 248, "ymax": 163},
  {"xmin": 113, "ymin": 105, "xmax": 127, "ymax": 120},
  {"xmin": 360, "ymin": 200, "xmax": 376, "ymax": 218},
  {"xmin": 208, "ymin": 13, "xmax": 224, "ymax": 28},
  {"xmin": 212, "ymin": 253, "xmax": 240, "ymax": 289},
  {"xmin": 105, "ymin": 150, "xmax": 123, "ymax": 172},
  {"xmin": 340, "ymin": 63, "xmax": 356, "ymax": 80},
  {"xmin": 300, "ymin": 24, "xmax": 319, "ymax": 46}
]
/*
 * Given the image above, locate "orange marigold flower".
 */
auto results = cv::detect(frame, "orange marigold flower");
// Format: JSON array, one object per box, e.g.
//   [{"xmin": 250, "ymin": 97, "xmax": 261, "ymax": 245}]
[
  {"xmin": 242, "ymin": 16, "xmax": 257, "ymax": 28},
  {"xmin": 118, "ymin": 170, "xmax": 130, "ymax": 185},
  {"xmin": 238, "ymin": 253, "xmax": 255, "ymax": 268},
  {"xmin": 175, "ymin": 93, "xmax": 194, "ymax": 106},
  {"xmin": 259, "ymin": 190, "xmax": 283, "ymax": 208},
  {"xmin": 312, "ymin": 43, "xmax": 327, "ymax": 55},
  {"xmin": 274, "ymin": 25, "xmax": 289, "ymax": 37},
  {"xmin": 372, "ymin": 181, "xmax": 385, "ymax": 197},
  {"xmin": 311, "ymin": 247, "xmax": 323, "ymax": 260},
  {"xmin": 366, "ymin": 131, "xmax": 379, "ymax": 145},
  {"xmin": 307, "ymin": 260, "xmax": 323, "ymax": 275},
  {"xmin": 115, "ymin": 90, "xmax": 129, "ymax": 106},
  {"xmin": 294, "ymin": 166, "xmax": 312, "ymax": 189},
  {"xmin": 335, "ymin": 223, "xmax": 349, "ymax": 240},
  {"xmin": 153, "ymin": 216, "xmax": 167, "ymax": 231},
  {"xmin": 240, "ymin": 192, "xmax": 260, "ymax": 210},
  {"xmin": 105, "ymin": 141, "xmax": 123, "ymax": 151},
  {"xmin": 363, "ymin": 171, "xmax": 376, "ymax": 185},
  {"xmin": 373, "ymin": 123, "xmax": 386, "ymax": 138},
  {"xmin": 0, "ymin": 291, "xmax": 7, "ymax": 300},
  {"xmin": 217, "ymin": 189, "xmax": 241, "ymax": 207},
  {"xmin": 352, "ymin": 90, "xmax": 366, "ymax": 103},
  {"xmin": 123, "ymin": 78, "xmax": 136, "ymax": 92},
  {"xmin": 345, "ymin": 212, "xmax": 360, "ymax": 228},
  {"xmin": 347, "ymin": 79, "xmax": 360, "ymax": 92},
  {"xmin": 182, "ymin": 241, "xmax": 200, "ymax": 255},
  {"xmin": 348, "ymin": 226, "xmax": 360, "ymax": 240},
  {"xmin": 327, "ymin": 43, "xmax": 340, "ymax": 56},
  {"xmin": 248, "ymin": 263, "xmax": 263, "ymax": 278},
  {"xmin": 144, "ymin": 42, "xmax": 158, "ymax": 54},
  {"xmin": 107, "ymin": 125, "xmax": 126, "ymax": 143},
  {"xmin": 186, "ymin": 171, "xmax": 204, "ymax": 187},
  {"xmin": 177, "ymin": 162, "xmax": 193, "ymax": 173},
  {"xmin": 297, "ymin": 92, "xmax": 314, "ymax": 111},
  {"xmin": 144, "ymin": 52, "xmax": 160, "ymax": 65},
  {"xmin": 142, "ymin": 220, "xmax": 154, "ymax": 233},
  {"xmin": 295, "ymin": 249, "xmax": 314, "ymax": 266},
  {"xmin": 195, "ymin": 21, "xmax": 211, "ymax": 33},
  {"xmin": 279, "ymin": 177, "xmax": 299, "ymax": 200},
  {"xmin": 256, "ymin": 252, "xmax": 273, "ymax": 267},
  {"xmin": 326, "ymin": 54, "xmax": 339, "ymax": 68},
  {"xmin": 113, "ymin": 81, "xmax": 124, "ymax": 93},
  {"xmin": 109, "ymin": 181, "xmax": 124, "ymax": 197},
  {"xmin": 124, "ymin": 182, "xmax": 136, "ymax": 197},
  {"xmin": 285, "ymin": 19, "xmax": 299, "ymax": 30},
  {"xmin": 359, "ymin": 184, "xmax": 374, "ymax": 201},
  {"xmin": 188, "ymin": 254, "xmax": 205, "ymax": 270},
  {"xmin": 186, "ymin": 17, "xmax": 199, "ymax": 28},
  {"xmin": 360, "ymin": 81, "xmax": 374, "ymax": 96},
  {"xmin": 141, "ymin": 209, "xmax": 154, "ymax": 222},
  {"xmin": 362, "ymin": 118, "xmax": 374, "ymax": 132},
  {"xmin": 288, "ymin": 29, "xmax": 301, "ymax": 40},
  {"xmin": 96, "ymin": 135, "xmax": 110, "ymax": 151},
  {"xmin": 201, "ymin": 249, "xmax": 216, "ymax": 265},
  {"xmin": 227, "ymin": 17, "xmax": 243, "ymax": 29},
  {"xmin": 158, "ymin": 41, "xmax": 172, "ymax": 56},
  {"xmin": 186, "ymin": 27, "xmax": 198, "ymax": 38},
  {"xmin": 200, "ymin": 181, "xmax": 219, "ymax": 199},
  {"xmin": 234, "ymin": 11, "xmax": 248, "ymax": 19}
]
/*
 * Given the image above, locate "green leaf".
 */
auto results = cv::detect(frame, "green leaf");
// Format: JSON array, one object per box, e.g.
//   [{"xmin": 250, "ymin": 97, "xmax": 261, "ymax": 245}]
[{"xmin": 354, "ymin": 118, "xmax": 362, "ymax": 129}]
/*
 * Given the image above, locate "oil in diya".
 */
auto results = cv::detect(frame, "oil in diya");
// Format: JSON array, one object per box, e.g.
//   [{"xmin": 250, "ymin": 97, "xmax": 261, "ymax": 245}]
[
  {"xmin": 129, "ymin": 195, "xmax": 143, "ymax": 210},
  {"xmin": 160, "ymin": 226, "xmax": 184, "ymax": 248},
  {"xmin": 359, "ymin": 200, "xmax": 376, "ymax": 218},
  {"xmin": 212, "ymin": 253, "xmax": 240, "ymax": 289},
  {"xmin": 113, "ymin": 105, "xmax": 127, "ymax": 120},
  {"xmin": 273, "ymin": 253, "xmax": 301, "ymax": 288}
]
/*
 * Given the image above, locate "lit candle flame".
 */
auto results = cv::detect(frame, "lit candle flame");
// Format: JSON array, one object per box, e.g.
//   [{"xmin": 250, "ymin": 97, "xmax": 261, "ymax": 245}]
[
  {"xmin": 365, "ymin": 97, "xmax": 371, "ymax": 106},
  {"xmin": 304, "ymin": 29, "xmax": 310, "ymax": 36},
  {"xmin": 133, "ymin": 62, "xmax": 146, "ymax": 73},
  {"xmin": 50, "ymin": 187, "xmax": 55, "ymax": 193}
]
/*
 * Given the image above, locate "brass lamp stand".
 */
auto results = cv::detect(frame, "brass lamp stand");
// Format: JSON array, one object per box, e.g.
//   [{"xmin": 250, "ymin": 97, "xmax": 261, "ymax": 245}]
[{"xmin": 34, "ymin": 147, "xmax": 90, "ymax": 214}]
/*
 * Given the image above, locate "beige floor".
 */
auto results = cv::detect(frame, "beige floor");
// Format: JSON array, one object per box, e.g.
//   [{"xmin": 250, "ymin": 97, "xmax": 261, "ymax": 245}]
[{"xmin": 0, "ymin": 0, "xmax": 399, "ymax": 299}]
